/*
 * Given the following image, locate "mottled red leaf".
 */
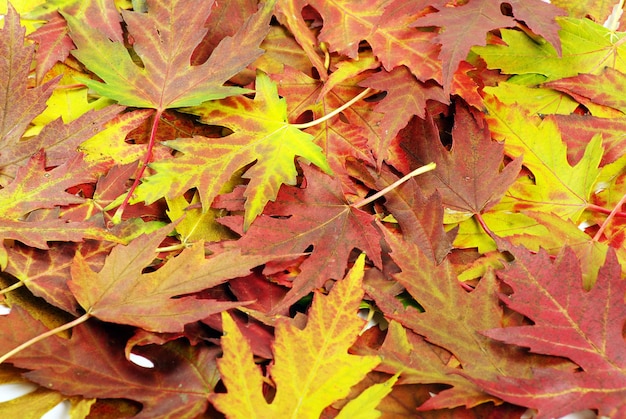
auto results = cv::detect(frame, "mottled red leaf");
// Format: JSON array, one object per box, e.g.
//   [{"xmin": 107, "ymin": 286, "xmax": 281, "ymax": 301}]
[
  {"xmin": 400, "ymin": 101, "xmax": 522, "ymax": 217},
  {"xmin": 414, "ymin": 0, "xmax": 565, "ymax": 92},
  {"xmin": 347, "ymin": 160, "xmax": 452, "ymax": 263},
  {"xmin": 0, "ymin": 306, "xmax": 220, "ymax": 419},
  {"xmin": 220, "ymin": 164, "xmax": 382, "ymax": 314},
  {"xmin": 27, "ymin": 14, "xmax": 74, "ymax": 84},
  {"xmin": 472, "ymin": 246, "xmax": 626, "ymax": 418},
  {"xmin": 359, "ymin": 66, "xmax": 448, "ymax": 165},
  {"xmin": 0, "ymin": 4, "xmax": 57, "ymax": 148}
]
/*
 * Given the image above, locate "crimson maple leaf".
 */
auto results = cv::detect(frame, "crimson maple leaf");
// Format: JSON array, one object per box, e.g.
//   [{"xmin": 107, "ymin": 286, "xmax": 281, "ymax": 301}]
[
  {"xmin": 218, "ymin": 164, "xmax": 383, "ymax": 314},
  {"xmin": 369, "ymin": 227, "xmax": 569, "ymax": 410},
  {"xmin": 347, "ymin": 159, "xmax": 452, "ymax": 263},
  {"xmin": 471, "ymin": 245, "xmax": 626, "ymax": 418},
  {"xmin": 400, "ymin": 101, "xmax": 522, "ymax": 218},
  {"xmin": 0, "ymin": 306, "xmax": 220, "ymax": 418}
]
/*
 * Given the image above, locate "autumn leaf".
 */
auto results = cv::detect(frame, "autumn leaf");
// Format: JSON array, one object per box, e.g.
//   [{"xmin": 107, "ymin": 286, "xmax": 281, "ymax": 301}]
[
  {"xmin": 211, "ymin": 254, "xmax": 384, "ymax": 418},
  {"xmin": 471, "ymin": 245, "xmax": 626, "ymax": 418},
  {"xmin": 0, "ymin": 151, "xmax": 123, "ymax": 268},
  {"xmin": 218, "ymin": 164, "xmax": 382, "ymax": 314},
  {"xmin": 0, "ymin": 306, "xmax": 220, "ymax": 419},
  {"xmin": 158, "ymin": 70, "xmax": 332, "ymax": 229},
  {"xmin": 67, "ymin": 225, "xmax": 272, "ymax": 333},
  {"xmin": 64, "ymin": 0, "xmax": 275, "ymax": 110},
  {"xmin": 359, "ymin": 65, "xmax": 448, "ymax": 165},
  {"xmin": 0, "ymin": 4, "xmax": 57, "ymax": 149},
  {"xmin": 484, "ymin": 95, "xmax": 602, "ymax": 221},
  {"xmin": 400, "ymin": 101, "xmax": 522, "ymax": 221},
  {"xmin": 271, "ymin": 66, "xmax": 376, "ymax": 179},
  {"xmin": 371, "ymin": 227, "xmax": 571, "ymax": 409},
  {"xmin": 347, "ymin": 159, "xmax": 452, "ymax": 263},
  {"xmin": 414, "ymin": 0, "xmax": 565, "ymax": 93},
  {"xmin": 473, "ymin": 17, "xmax": 626, "ymax": 82},
  {"xmin": 543, "ymin": 66, "xmax": 626, "ymax": 114}
]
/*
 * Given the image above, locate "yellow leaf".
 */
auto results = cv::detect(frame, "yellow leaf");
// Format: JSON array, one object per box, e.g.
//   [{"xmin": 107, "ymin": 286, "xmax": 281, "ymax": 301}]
[
  {"xmin": 334, "ymin": 373, "xmax": 399, "ymax": 419},
  {"xmin": 166, "ymin": 192, "xmax": 235, "ymax": 244},
  {"xmin": 484, "ymin": 95, "xmax": 603, "ymax": 221},
  {"xmin": 211, "ymin": 254, "xmax": 382, "ymax": 418}
]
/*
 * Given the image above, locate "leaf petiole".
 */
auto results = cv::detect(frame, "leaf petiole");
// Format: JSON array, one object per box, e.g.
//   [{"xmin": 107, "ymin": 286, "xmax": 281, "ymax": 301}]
[
  {"xmin": 111, "ymin": 109, "xmax": 163, "ymax": 224},
  {"xmin": 291, "ymin": 88, "xmax": 373, "ymax": 130},
  {"xmin": 352, "ymin": 163, "xmax": 437, "ymax": 209}
]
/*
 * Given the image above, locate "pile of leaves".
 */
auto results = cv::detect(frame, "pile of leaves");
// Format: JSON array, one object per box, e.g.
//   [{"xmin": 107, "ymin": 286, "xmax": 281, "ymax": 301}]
[{"xmin": 2, "ymin": 0, "xmax": 626, "ymax": 417}]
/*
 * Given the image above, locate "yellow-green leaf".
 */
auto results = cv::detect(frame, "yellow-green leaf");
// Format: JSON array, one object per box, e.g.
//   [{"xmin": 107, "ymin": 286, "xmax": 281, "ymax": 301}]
[
  {"xmin": 484, "ymin": 95, "xmax": 603, "ymax": 221},
  {"xmin": 211, "ymin": 254, "xmax": 381, "ymax": 418},
  {"xmin": 131, "ymin": 71, "xmax": 331, "ymax": 230}
]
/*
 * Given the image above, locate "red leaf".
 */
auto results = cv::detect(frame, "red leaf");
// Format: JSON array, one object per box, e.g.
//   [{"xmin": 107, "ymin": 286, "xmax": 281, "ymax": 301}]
[
  {"xmin": 472, "ymin": 245, "xmax": 626, "ymax": 418},
  {"xmin": 220, "ymin": 164, "xmax": 383, "ymax": 314},
  {"xmin": 0, "ymin": 4, "xmax": 57, "ymax": 147},
  {"xmin": 28, "ymin": 14, "xmax": 75, "ymax": 84},
  {"xmin": 414, "ymin": 0, "xmax": 565, "ymax": 92},
  {"xmin": 0, "ymin": 306, "xmax": 220, "ymax": 419},
  {"xmin": 400, "ymin": 101, "xmax": 522, "ymax": 216}
]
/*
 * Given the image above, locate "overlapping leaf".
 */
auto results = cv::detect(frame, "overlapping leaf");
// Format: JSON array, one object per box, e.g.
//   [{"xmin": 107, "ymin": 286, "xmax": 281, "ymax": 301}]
[
  {"xmin": 65, "ymin": 0, "xmax": 275, "ymax": 110},
  {"xmin": 414, "ymin": 0, "xmax": 565, "ymax": 92},
  {"xmin": 371, "ymin": 227, "xmax": 571, "ymax": 409},
  {"xmin": 68, "ymin": 226, "xmax": 272, "ymax": 332},
  {"xmin": 0, "ymin": 307, "xmax": 221, "ymax": 419},
  {"xmin": 401, "ymin": 101, "xmax": 522, "ymax": 220},
  {"xmin": 130, "ymin": 71, "xmax": 331, "ymax": 230},
  {"xmin": 218, "ymin": 164, "xmax": 382, "ymax": 314},
  {"xmin": 484, "ymin": 95, "xmax": 602, "ymax": 221},
  {"xmin": 211, "ymin": 254, "xmax": 385, "ymax": 418},
  {"xmin": 472, "ymin": 246, "xmax": 626, "ymax": 418}
]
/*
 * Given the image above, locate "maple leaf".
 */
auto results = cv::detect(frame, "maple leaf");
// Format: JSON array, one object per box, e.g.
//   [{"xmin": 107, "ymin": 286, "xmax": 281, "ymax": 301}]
[
  {"xmin": 284, "ymin": 0, "xmax": 441, "ymax": 83},
  {"xmin": 0, "ymin": 306, "xmax": 221, "ymax": 418},
  {"xmin": 218, "ymin": 164, "xmax": 382, "ymax": 314},
  {"xmin": 400, "ymin": 101, "xmax": 522, "ymax": 220},
  {"xmin": 543, "ymin": 66, "xmax": 626, "ymax": 114},
  {"xmin": 473, "ymin": 17, "xmax": 626, "ymax": 82},
  {"xmin": 0, "ymin": 4, "xmax": 57, "ymax": 148},
  {"xmin": 359, "ymin": 65, "xmax": 448, "ymax": 166},
  {"xmin": 64, "ymin": 0, "xmax": 275, "ymax": 110},
  {"xmin": 27, "ymin": 14, "xmax": 74, "ymax": 84},
  {"xmin": 347, "ymin": 159, "xmax": 452, "ymax": 263},
  {"xmin": 471, "ymin": 245, "xmax": 626, "ymax": 418},
  {"xmin": 211, "ymin": 254, "xmax": 384, "ymax": 418},
  {"xmin": 0, "ymin": 151, "xmax": 123, "ymax": 268},
  {"xmin": 152, "ymin": 70, "xmax": 332, "ymax": 229},
  {"xmin": 271, "ymin": 66, "xmax": 376, "ymax": 180},
  {"xmin": 371, "ymin": 227, "xmax": 571, "ymax": 409},
  {"xmin": 68, "ymin": 225, "xmax": 272, "ymax": 333},
  {"xmin": 484, "ymin": 95, "xmax": 602, "ymax": 221},
  {"xmin": 414, "ymin": 0, "xmax": 565, "ymax": 93}
]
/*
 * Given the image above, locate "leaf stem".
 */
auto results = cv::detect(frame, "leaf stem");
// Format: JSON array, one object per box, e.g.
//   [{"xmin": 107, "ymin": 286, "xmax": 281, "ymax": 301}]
[
  {"xmin": 291, "ymin": 88, "xmax": 372, "ymax": 129},
  {"xmin": 593, "ymin": 192, "xmax": 626, "ymax": 241},
  {"xmin": 352, "ymin": 163, "xmax": 436, "ymax": 209},
  {"xmin": 586, "ymin": 203, "xmax": 626, "ymax": 218},
  {"xmin": 0, "ymin": 281, "xmax": 24, "ymax": 295},
  {"xmin": 112, "ymin": 109, "xmax": 163, "ymax": 224},
  {"xmin": 0, "ymin": 311, "xmax": 92, "ymax": 365}
]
